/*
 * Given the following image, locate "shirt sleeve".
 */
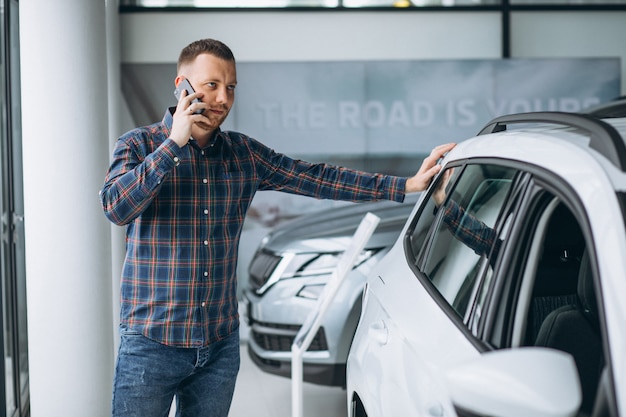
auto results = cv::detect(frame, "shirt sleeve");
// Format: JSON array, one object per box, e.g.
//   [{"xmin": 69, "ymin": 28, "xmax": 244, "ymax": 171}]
[
  {"xmin": 249, "ymin": 137, "xmax": 407, "ymax": 203},
  {"xmin": 100, "ymin": 133, "xmax": 188, "ymax": 226}
]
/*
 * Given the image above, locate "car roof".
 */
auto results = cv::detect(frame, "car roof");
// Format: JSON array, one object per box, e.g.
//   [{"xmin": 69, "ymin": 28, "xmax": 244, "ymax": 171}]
[
  {"xmin": 478, "ymin": 112, "xmax": 626, "ymax": 170},
  {"xmin": 447, "ymin": 112, "xmax": 626, "ymax": 193}
]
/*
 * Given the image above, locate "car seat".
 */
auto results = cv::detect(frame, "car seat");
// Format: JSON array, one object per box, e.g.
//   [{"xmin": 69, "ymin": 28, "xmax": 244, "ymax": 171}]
[
  {"xmin": 534, "ymin": 250, "xmax": 604, "ymax": 415},
  {"xmin": 525, "ymin": 204, "xmax": 584, "ymax": 342}
]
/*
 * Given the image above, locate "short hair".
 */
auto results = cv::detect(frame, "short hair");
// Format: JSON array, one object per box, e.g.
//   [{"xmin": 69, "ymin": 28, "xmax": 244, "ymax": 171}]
[{"xmin": 177, "ymin": 38, "xmax": 236, "ymax": 72}]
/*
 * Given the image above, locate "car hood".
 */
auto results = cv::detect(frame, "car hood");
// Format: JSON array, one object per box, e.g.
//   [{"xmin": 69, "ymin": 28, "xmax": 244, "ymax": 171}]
[{"xmin": 260, "ymin": 193, "xmax": 420, "ymax": 253}]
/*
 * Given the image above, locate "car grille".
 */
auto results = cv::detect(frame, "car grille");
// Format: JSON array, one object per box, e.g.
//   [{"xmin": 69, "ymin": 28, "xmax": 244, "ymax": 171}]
[
  {"xmin": 251, "ymin": 322, "xmax": 329, "ymax": 352},
  {"xmin": 248, "ymin": 250, "xmax": 282, "ymax": 291}
]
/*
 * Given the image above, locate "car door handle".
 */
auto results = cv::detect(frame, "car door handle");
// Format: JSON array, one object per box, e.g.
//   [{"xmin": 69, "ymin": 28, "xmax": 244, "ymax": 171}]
[{"xmin": 368, "ymin": 320, "xmax": 388, "ymax": 345}]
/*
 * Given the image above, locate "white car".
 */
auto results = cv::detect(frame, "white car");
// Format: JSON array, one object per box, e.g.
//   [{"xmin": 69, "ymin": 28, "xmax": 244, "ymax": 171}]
[{"xmin": 347, "ymin": 111, "xmax": 626, "ymax": 417}]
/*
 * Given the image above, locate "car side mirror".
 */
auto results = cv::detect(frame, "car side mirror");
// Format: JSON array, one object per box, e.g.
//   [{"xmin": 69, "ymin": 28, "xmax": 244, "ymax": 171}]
[{"xmin": 445, "ymin": 347, "xmax": 581, "ymax": 417}]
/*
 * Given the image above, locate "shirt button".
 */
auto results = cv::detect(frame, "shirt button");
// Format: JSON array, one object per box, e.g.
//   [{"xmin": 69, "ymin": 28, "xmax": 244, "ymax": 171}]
[
  {"xmin": 173, "ymin": 157, "xmax": 180, "ymax": 166},
  {"xmin": 203, "ymin": 178, "xmax": 208, "ymax": 184},
  {"xmin": 201, "ymin": 150, "xmax": 205, "ymax": 156},
  {"xmin": 204, "ymin": 209, "xmax": 209, "ymax": 215},
  {"xmin": 201, "ymin": 302, "xmax": 206, "ymax": 307},
  {"xmin": 204, "ymin": 271, "xmax": 208, "ymax": 277},
  {"xmin": 203, "ymin": 240, "xmax": 208, "ymax": 245}
]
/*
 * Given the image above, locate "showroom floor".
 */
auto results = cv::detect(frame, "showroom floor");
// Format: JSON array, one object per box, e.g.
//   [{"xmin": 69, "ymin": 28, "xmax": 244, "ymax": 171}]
[{"xmin": 228, "ymin": 319, "xmax": 347, "ymax": 417}]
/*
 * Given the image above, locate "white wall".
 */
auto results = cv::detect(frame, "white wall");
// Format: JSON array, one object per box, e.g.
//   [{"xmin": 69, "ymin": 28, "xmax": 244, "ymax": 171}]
[
  {"xmin": 120, "ymin": 11, "xmax": 502, "ymax": 62},
  {"xmin": 120, "ymin": 10, "xmax": 626, "ymax": 95},
  {"xmin": 512, "ymin": 11, "xmax": 626, "ymax": 96}
]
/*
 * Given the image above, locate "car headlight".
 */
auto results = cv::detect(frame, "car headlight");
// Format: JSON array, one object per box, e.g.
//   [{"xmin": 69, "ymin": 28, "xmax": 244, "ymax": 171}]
[
  {"xmin": 256, "ymin": 249, "xmax": 379, "ymax": 295},
  {"xmin": 292, "ymin": 250, "xmax": 378, "ymax": 300},
  {"xmin": 287, "ymin": 249, "xmax": 378, "ymax": 278}
]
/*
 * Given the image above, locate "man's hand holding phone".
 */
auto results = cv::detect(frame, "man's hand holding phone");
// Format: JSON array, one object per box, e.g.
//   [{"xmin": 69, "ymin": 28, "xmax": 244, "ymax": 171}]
[
  {"xmin": 174, "ymin": 79, "xmax": 204, "ymax": 114},
  {"xmin": 170, "ymin": 78, "xmax": 206, "ymax": 148}
]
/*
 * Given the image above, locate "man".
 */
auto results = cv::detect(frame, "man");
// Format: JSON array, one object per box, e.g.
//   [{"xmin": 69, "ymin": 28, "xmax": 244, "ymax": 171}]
[{"xmin": 100, "ymin": 38, "xmax": 454, "ymax": 417}]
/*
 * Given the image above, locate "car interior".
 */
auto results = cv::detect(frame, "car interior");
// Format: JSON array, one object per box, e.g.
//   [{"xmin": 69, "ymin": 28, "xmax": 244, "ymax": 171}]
[{"xmin": 517, "ymin": 198, "xmax": 607, "ymax": 417}]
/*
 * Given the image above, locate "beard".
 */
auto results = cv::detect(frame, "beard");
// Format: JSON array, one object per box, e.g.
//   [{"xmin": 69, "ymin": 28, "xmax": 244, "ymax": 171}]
[{"xmin": 194, "ymin": 107, "xmax": 230, "ymax": 133}]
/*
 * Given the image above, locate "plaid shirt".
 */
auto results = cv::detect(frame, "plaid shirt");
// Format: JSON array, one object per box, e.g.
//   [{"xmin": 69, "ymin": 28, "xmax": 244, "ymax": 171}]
[{"xmin": 100, "ymin": 109, "xmax": 407, "ymax": 348}]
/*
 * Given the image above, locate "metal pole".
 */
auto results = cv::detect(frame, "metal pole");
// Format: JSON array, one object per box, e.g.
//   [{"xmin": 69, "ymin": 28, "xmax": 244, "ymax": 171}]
[{"xmin": 291, "ymin": 212, "xmax": 380, "ymax": 417}]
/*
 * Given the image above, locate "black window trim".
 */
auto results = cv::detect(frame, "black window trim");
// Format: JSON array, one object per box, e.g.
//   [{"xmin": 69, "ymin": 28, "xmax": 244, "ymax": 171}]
[
  {"xmin": 403, "ymin": 156, "xmax": 524, "ymax": 352},
  {"xmin": 481, "ymin": 162, "xmax": 598, "ymax": 345},
  {"xmin": 482, "ymin": 170, "xmax": 619, "ymax": 416},
  {"xmin": 481, "ymin": 181, "xmax": 555, "ymax": 348},
  {"xmin": 467, "ymin": 169, "xmax": 531, "ymax": 337}
]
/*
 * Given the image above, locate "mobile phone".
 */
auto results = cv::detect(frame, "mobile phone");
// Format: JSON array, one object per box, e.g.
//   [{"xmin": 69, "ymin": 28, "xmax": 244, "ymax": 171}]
[{"xmin": 174, "ymin": 78, "xmax": 203, "ymax": 114}]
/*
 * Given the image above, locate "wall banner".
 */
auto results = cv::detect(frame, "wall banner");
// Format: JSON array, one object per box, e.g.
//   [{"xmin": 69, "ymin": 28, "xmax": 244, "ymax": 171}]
[{"xmin": 123, "ymin": 57, "xmax": 621, "ymax": 162}]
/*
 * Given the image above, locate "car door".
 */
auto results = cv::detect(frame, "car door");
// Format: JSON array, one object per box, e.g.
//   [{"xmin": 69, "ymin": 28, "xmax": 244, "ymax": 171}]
[{"xmin": 349, "ymin": 162, "xmax": 523, "ymax": 417}]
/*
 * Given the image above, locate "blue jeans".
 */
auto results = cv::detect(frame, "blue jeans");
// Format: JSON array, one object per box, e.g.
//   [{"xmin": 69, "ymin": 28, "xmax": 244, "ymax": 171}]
[{"xmin": 112, "ymin": 326, "xmax": 240, "ymax": 417}]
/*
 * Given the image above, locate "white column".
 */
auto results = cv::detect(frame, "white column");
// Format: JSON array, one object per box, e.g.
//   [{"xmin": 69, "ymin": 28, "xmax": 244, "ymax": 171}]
[
  {"xmin": 106, "ymin": 0, "xmax": 126, "ymax": 354},
  {"xmin": 20, "ymin": 1, "xmax": 114, "ymax": 416}
]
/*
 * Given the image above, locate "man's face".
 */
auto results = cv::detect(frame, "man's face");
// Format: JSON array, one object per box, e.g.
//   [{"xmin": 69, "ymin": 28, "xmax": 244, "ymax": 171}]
[{"xmin": 179, "ymin": 53, "xmax": 237, "ymax": 137}]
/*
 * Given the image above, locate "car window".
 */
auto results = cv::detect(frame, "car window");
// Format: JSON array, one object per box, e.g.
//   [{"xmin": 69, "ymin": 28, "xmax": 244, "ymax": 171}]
[
  {"xmin": 406, "ymin": 166, "xmax": 463, "ymax": 259},
  {"xmin": 486, "ymin": 193, "xmax": 589, "ymax": 348},
  {"xmin": 469, "ymin": 174, "xmax": 528, "ymax": 335},
  {"xmin": 490, "ymin": 192, "xmax": 606, "ymax": 416},
  {"xmin": 408, "ymin": 164, "xmax": 517, "ymax": 320}
]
